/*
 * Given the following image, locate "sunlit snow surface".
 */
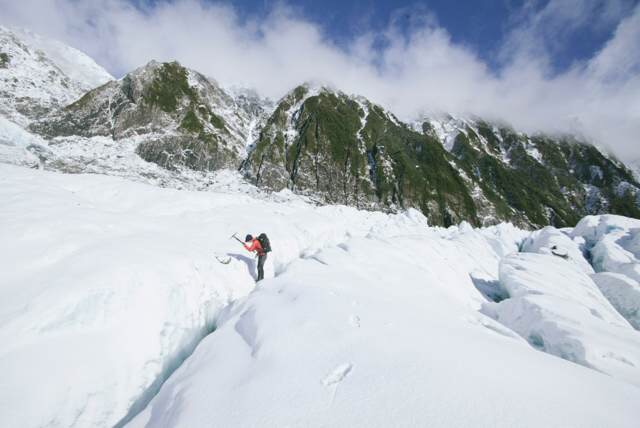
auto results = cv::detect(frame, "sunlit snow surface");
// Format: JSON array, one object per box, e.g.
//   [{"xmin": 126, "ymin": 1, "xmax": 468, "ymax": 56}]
[
  {"xmin": 0, "ymin": 26, "xmax": 113, "ymax": 126},
  {"xmin": 2, "ymin": 164, "xmax": 640, "ymax": 427}
]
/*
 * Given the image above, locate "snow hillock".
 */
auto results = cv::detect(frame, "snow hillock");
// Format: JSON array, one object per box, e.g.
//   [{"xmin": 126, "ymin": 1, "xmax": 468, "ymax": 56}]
[
  {"xmin": 521, "ymin": 226, "xmax": 594, "ymax": 274},
  {"xmin": 489, "ymin": 252, "xmax": 640, "ymax": 386}
]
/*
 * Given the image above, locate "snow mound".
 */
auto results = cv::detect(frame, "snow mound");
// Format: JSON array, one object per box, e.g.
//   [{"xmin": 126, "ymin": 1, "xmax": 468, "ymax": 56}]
[
  {"xmin": 592, "ymin": 272, "xmax": 640, "ymax": 330},
  {"xmin": 490, "ymin": 252, "xmax": 640, "ymax": 386},
  {"xmin": 521, "ymin": 226, "xmax": 594, "ymax": 274},
  {"xmin": 0, "ymin": 115, "xmax": 49, "ymax": 167},
  {"xmin": 571, "ymin": 215, "xmax": 640, "ymax": 251},
  {"xmin": 571, "ymin": 215, "xmax": 640, "ymax": 306}
]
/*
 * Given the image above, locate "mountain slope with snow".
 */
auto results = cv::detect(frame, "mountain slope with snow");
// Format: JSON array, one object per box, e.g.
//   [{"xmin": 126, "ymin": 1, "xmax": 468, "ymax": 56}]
[
  {"xmin": 0, "ymin": 26, "xmax": 112, "ymax": 126},
  {"xmin": 243, "ymin": 84, "xmax": 480, "ymax": 225},
  {"xmin": 241, "ymin": 83, "xmax": 640, "ymax": 227},
  {"xmin": 1, "ymin": 27, "xmax": 638, "ymax": 228},
  {"xmin": 29, "ymin": 60, "xmax": 272, "ymax": 172}
]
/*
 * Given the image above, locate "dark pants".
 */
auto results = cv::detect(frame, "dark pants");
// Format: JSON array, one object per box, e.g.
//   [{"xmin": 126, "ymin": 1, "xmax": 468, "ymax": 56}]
[{"xmin": 257, "ymin": 254, "xmax": 267, "ymax": 281}]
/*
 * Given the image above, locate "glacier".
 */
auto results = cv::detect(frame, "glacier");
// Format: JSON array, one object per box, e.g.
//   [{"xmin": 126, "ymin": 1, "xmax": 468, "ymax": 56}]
[{"xmin": 1, "ymin": 164, "xmax": 640, "ymax": 427}]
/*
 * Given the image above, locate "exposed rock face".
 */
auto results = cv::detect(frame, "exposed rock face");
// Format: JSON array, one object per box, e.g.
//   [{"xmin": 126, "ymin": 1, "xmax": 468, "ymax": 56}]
[
  {"xmin": 2, "ymin": 26, "xmax": 638, "ymax": 228},
  {"xmin": 244, "ymin": 85, "xmax": 484, "ymax": 226},
  {"xmin": 30, "ymin": 61, "xmax": 267, "ymax": 171},
  {"xmin": 426, "ymin": 117, "xmax": 640, "ymax": 227},
  {"xmin": 243, "ymin": 85, "xmax": 640, "ymax": 227}
]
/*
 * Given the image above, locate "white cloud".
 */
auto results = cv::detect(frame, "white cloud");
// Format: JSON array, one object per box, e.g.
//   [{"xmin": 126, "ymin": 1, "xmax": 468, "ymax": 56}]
[{"xmin": 0, "ymin": 0, "xmax": 639, "ymax": 161}]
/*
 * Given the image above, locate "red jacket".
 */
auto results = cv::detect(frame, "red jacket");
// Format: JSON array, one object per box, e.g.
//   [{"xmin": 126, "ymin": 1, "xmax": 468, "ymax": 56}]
[{"xmin": 244, "ymin": 238, "xmax": 265, "ymax": 256}]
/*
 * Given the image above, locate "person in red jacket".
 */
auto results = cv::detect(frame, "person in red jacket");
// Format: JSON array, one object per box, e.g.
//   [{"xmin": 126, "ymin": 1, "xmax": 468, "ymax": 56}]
[{"xmin": 244, "ymin": 234, "xmax": 266, "ymax": 281}]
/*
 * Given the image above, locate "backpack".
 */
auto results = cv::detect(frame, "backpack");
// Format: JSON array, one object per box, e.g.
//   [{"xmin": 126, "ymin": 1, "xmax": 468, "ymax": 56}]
[{"xmin": 257, "ymin": 233, "xmax": 271, "ymax": 253}]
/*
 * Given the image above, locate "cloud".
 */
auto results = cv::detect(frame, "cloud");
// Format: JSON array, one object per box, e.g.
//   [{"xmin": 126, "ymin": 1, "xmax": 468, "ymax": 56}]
[
  {"xmin": 0, "ymin": 0, "xmax": 639, "ymax": 161},
  {"xmin": 499, "ymin": 0, "xmax": 634, "ymax": 69}
]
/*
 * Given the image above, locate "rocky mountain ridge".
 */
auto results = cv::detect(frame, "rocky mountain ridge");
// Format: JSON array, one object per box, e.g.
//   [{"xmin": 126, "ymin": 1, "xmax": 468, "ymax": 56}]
[
  {"xmin": 30, "ymin": 60, "xmax": 272, "ymax": 172},
  {"xmin": 242, "ymin": 83, "xmax": 640, "ymax": 227},
  {"xmin": 1, "ymin": 27, "xmax": 638, "ymax": 228}
]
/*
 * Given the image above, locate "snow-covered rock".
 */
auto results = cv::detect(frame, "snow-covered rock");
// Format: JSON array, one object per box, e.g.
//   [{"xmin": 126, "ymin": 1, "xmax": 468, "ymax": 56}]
[
  {"xmin": 12, "ymin": 27, "xmax": 112, "ymax": 91},
  {"xmin": 29, "ymin": 60, "xmax": 272, "ymax": 173}
]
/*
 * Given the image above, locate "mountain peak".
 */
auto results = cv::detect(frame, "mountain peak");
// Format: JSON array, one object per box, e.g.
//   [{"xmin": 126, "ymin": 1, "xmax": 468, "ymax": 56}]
[
  {"xmin": 0, "ymin": 26, "xmax": 113, "ymax": 126},
  {"xmin": 1, "ymin": 28, "xmax": 638, "ymax": 228}
]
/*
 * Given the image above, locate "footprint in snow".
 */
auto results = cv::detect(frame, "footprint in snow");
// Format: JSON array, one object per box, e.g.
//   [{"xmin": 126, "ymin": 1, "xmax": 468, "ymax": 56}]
[
  {"xmin": 349, "ymin": 315, "xmax": 361, "ymax": 328},
  {"xmin": 323, "ymin": 363, "xmax": 353, "ymax": 387}
]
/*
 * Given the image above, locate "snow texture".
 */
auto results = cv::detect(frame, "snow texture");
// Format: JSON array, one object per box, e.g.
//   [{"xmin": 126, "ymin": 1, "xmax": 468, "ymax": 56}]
[
  {"xmin": 569, "ymin": 215, "xmax": 640, "ymax": 330},
  {"xmin": 129, "ymin": 222, "xmax": 640, "ymax": 428},
  {"xmin": 592, "ymin": 272, "xmax": 640, "ymax": 330},
  {"xmin": 0, "ymin": 26, "xmax": 112, "ymax": 126},
  {"xmin": 521, "ymin": 226, "xmax": 594, "ymax": 274},
  {"xmin": 489, "ymin": 253, "xmax": 640, "ymax": 386},
  {"xmin": 2, "ymin": 164, "xmax": 640, "ymax": 427}
]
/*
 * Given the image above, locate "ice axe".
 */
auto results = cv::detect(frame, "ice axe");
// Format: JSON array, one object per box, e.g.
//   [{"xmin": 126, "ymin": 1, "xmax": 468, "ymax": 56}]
[{"xmin": 230, "ymin": 232, "xmax": 245, "ymax": 245}]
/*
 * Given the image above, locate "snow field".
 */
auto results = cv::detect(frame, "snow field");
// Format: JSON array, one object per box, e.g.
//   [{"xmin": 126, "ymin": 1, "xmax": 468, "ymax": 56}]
[
  {"xmin": 131, "ymin": 224, "xmax": 640, "ymax": 428},
  {"xmin": 0, "ymin": 164, "xmax": 438, "ymax": 427},
  {"xmin": 3, "ymin": 165, "xmax": 640, "ymax": 427}
]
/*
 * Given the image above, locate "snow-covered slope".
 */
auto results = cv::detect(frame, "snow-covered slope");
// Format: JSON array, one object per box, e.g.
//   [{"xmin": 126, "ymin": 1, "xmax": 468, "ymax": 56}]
[
  {"xmin": 129, "ymin": 222, "xmax": 640, "ymax": 427},
  {"xmin": 225, "ymin": 85, "xmax": 275, "ymax": 152},
  {"xmin": 0, "ymin": 163, "xmax": 445, "ymax": 427},
  {"xmin": 629, "ymin": 159, "xmax": 640, "ymax": 182},
  {"xmin": 12, "ymin": 27, "xmax": 113, "ymax": 91},
  {"xmin": 0, "ymin": 26, "xmax": 112, "ymax": 126},
  {"xmin": 2, "ymin": 164, "xmax": 640, "ymax": 427}
]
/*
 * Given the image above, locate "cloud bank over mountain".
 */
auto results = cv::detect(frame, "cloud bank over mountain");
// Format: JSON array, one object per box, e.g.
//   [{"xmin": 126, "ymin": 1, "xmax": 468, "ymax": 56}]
[{"xmin": 1, "ymin": 0, "xmax": 638, "ymax": 160}]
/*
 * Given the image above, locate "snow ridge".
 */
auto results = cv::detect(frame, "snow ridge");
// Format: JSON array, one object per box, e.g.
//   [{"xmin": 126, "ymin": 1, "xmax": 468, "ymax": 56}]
[{"xmin": 0, "ymin": 26, "xmax": 112, "ymax": 126}]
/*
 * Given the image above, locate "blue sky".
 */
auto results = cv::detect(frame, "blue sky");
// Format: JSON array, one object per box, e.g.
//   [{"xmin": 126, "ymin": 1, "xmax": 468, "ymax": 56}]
[
  {"xmin": 237, "ymin": 0, "xmax": 515, "ymax": 67},
  {"xmin": 139, "ymin": 0, "xmax": 636, "ymax": 75}
]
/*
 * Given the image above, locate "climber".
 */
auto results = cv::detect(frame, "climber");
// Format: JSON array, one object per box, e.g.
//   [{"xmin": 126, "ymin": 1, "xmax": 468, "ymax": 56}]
[{"xmin": 242, "ymin": 233, "xmax": 271, "ymax": 281}]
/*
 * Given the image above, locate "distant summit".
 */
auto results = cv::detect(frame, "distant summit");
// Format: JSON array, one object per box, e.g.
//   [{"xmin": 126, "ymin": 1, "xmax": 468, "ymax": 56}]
[{"xmin": 0, "ymin": 26, "xmax": 112, "ymax": 126}]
